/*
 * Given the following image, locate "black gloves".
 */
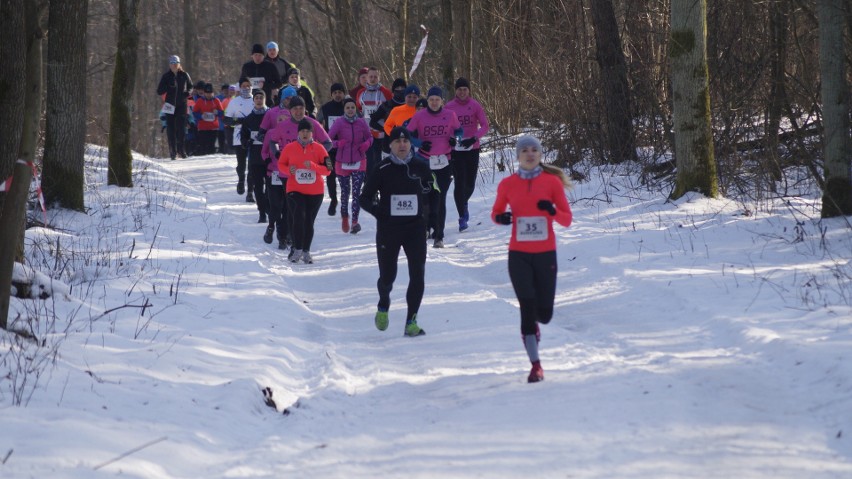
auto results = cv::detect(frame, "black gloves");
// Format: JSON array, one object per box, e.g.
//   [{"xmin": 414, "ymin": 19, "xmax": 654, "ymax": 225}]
[
  {"xmin": 420, "ymin": 141, "xmax": 432, "ymax": 152},
  {"xmin": 537, "ymin": 200, "xmax": 557, "ymax": 216},
  {"xmin": 460, "ymin": 137, "xmax": 476, "ymax": 148},
  {"xmin": 495, "ymin": 212, "xmax": 512, "ymax": 225},
  {"xmin": 448, "ymin": 137, "xmax": 457, "ymax": 147}
]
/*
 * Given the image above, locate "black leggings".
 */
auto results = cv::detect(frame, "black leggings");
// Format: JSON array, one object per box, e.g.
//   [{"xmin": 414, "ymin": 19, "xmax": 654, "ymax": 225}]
[
  {"xmin": 165, "ymin": 114, "xmax": 187, "ymax": 157},
  {"xmin": 375, "ymin": 219, "xmax": 427, "ymax": 322},
  {"xmin": 266, "ymin": 176, "xmax": 289, "ymax": 242},
  {"xmin": 287, "ymin": 192, "xmax": 323, "ymax": 251},
  {"xmin": 508, "ymin": 250, "xmax": 557, "ymax": 335},
  {"xmin": 428, "ymin": 166, "xmax": 453, "ymax": 240},
  {"xmin": 235, "ymin": 146, "xmax": 248, "ymax": 187},
  {"xmin": 451, "ymin": 149, "xmax": 480, "ymax": 216}
]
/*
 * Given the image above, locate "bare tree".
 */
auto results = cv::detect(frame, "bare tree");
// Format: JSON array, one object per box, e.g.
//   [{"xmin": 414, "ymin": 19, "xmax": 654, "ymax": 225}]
[
  {"xmin": 817, "ymin": 0, "xmax": 852, "ymax": 217},
  {"xmin": 670, "ymin": 0, "xmax": 718, "ymax": 199},
  {"xmin": 590, "ymin": 0, "xmax": 638, "ymax": 164},
  {"xmin": 108, "ymin": 0, "xmax": 141, "ymax": 187},
  {"xmin": 0, "ymin": 0, "xmax": 28, "ymax": 330},
  {"xmin": 42, "ymin": 0, "xmax": 89, "ymax": 211}
]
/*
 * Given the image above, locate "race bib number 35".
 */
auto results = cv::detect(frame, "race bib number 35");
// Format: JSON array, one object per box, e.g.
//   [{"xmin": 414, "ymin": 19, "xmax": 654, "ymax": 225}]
[
  {"xmin": 516, "ymin": 216, "xmax": 548, "ymax": 242},
  {"xmin": 391, "ymin": 194, "xmax": 417, "ymax": 216}
]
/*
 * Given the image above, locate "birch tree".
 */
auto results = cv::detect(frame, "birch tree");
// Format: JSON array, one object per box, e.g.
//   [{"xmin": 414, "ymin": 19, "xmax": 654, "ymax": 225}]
[{"xmin": 670, "ymin": 0, "xmax": 718, "ymax": 199}]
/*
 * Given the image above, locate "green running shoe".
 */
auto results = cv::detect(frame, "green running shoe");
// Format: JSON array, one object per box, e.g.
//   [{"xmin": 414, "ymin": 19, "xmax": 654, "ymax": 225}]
[
  {"xmin": 404, "ymin": 316, "xmax": 425, "ymax": 337},
  {"xmin": 374, "ymin": 310, "xmax": 389, "ymax": 331}
]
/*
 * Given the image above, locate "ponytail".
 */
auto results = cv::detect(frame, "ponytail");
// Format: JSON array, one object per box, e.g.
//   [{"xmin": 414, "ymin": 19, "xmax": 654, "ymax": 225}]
[{"xmin": 541, "ymin": 163, "xmax": 572, "ymax": 189}]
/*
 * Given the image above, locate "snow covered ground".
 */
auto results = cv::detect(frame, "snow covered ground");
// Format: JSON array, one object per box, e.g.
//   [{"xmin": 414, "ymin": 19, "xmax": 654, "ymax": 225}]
[{"xmin": 2, "ymin": 145, "xmax": 852, "ymax": 478}]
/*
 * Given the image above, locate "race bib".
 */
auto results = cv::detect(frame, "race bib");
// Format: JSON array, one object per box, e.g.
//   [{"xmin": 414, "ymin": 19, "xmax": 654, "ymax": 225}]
[
  {"xmin": 516, "ymin": 216, "xmax": 548, "ymax": 242},
  {"xmin": 202, "ymin": 112, "xmax": 215, "ymax": 122},
  {"xmin": 161, "ymin": 102, "xmax": 176, "ymax": 115},
  {"xmin": 362, "ymin": 104, "xmax": 378, "ymax": 121},
  {"xmin": 295, "ymin": 169, "xmax": 316, "ymax": 184},
  {"xmin": 341, "ymin": 161, "xmax": 361, "ymax": 170},
  {"xmin": 390, "ymin": 194, "xmax": 418, "ymax": 216},
  {"xmin": 327, "ymin": 116, "xmax": 341, "ymax": 130},
  {"xmin": 250, "ymin": 131, "xmax": 262, "ymax": 145},
  {"xmin": 270, "ymin": 171, "xmax": 282, "ymax": 186},
  {"xmin": 429, "ymin": 154, "xmax": 449, "ymax": 170},
  {"xmin": 250, "ymin": 77, "xmax": 264, "ymax": 89}
]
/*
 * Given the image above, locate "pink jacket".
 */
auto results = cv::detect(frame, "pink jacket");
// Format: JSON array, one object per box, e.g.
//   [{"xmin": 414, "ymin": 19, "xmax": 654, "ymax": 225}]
[
  {"xmin": 445, "ymin": 97, "xmax": 489, "ymax": 150},
  {"xmin": 406, "ymin": 107, "xmax": 462, "ymax": 157},
  {"xmin": 327, "ymin": 115, "xmax": 373, "ymax": 175},
  {"xmin": 263, "ymin": 116, "xmax": 330, "ymax": 176}
]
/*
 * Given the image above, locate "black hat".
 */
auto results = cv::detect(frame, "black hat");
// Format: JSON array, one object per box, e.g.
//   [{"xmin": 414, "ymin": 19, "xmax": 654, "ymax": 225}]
[
  {"xmin": 221, "ymin": 83, "xmax": 230, "ymax": 90},
  {"xmin": 415, "ymin": 98, "xmax": 428, "ymax": 108},
  {"xmin": 195, "ymin": 80, "xmax": 206, "ymax": 89},
  {"xmin": 388, "ymin": 127, "xmax": 411, "ymax": 143},
  {"xmin": 203, "ymin": 83, "xmax": 214, "ymax": 93},
  {"xmin": 391, "ymin": 78, "xmax": 407, "ymax": 91},
  {"xmin": 454, "ymin": 77, "xmax": 471, "ymax": 89},
  {"xmin": 342, "ymin": 97, "xmax": 357, "ymax": 108},
  {"xmin": 287, "ymin": 67, "xmax": 300, "ymax": 78},
  {"xmin": 288, "ymin": 96, "xmax": 305, "ymax": 109},
  {"xmin": 297, "ymin": 118, "xmax": 313, "ymax": 132},
  {"xmin": 330, "ymin": 82, "xmax": 345, "ymax": 93},
  {"xmin": 251, "ymin": 43, "xmax": 264, "ymax": 55}
]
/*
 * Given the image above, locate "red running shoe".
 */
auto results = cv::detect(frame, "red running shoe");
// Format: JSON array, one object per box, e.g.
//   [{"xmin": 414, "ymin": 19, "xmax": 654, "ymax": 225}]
[
  {"xmin": 528, "ymin": 361, "xmax": 544, "ymax": 383},
  {"xmin": 342, "ymin": 215, "xmax": 350, "ymax": 233}
]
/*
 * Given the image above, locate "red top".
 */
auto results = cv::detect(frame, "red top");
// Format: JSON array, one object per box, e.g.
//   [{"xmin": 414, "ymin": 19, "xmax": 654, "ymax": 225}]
[
  {"xmin": 193, "ymin": 97, "xmax": 223, "ymax": 131},
  {"xmin": 278, "ymin": 141, "xmax": 330, "ymax": 195},
  {"xmin": 491, "ymin": 171, "xmax": 572, "ymax": 253}
]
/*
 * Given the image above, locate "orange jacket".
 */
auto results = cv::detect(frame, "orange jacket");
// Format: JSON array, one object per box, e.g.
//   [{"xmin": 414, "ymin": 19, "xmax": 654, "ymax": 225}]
[
  {"xmin": 383, "ymin": 104, "xmax": 417, "ymax": 136},
  {"xmin": 278, "ymin": 140, "xmax": 330, "ymax": 195}
]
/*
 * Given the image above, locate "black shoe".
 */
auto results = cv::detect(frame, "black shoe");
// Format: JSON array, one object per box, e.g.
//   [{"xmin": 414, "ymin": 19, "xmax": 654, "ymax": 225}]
[
  {"xmin": 246, "ymin": 192, "xmax": 254, "ymax": 203},
  {"xmin": 278, "ymin": 241, "xmax": 288, "ymax": 250},
  {"xmin": 327, "ymin": 199, "xmax": 338, "ymax": 216},
  {"xmin": 263, "ymin": 225, "xmax": 274, "ymax": 244},
  {"xmin": 237, "ymin": 180, "xmax": 245, "ymax": 195},
  {"xmin": 179, "ymin": 151, "xmax": 187, "ymax": 159},
  {"xmin": 258, "ymin": 212, "xmax": 267, "ymax": 223}
]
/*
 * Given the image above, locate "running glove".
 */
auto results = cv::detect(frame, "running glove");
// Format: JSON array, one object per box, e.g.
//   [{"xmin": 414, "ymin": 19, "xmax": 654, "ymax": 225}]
[
  {"xmin": 495, "ymin": 212, "xmax": 513, "ymax": 225},
  {"xmin": 460, "ymin": 137, "xmax": 476, "ymax": 148},
  {"xmin": 537, "ymin": 200, "xmax": 557, "ymax": 216},
  {"xmin": 420, "ymin": 141, "xmax": 432, "ymax": 152}
]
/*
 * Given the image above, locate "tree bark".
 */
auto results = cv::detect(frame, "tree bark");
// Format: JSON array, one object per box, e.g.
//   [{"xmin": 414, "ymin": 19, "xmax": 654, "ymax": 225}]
[
  {"xmin": 108, "ymin": 0, "xmax": 140, "ymax": 187},
  {"xmin": 440, "ymin": 0, "xmax": 455, "ymax": 91},
  {"xmin": 590, "ymin": 0, "xmax": 638, "ymax": 164},
  {"xmin": 817, "ymin": 0, "xmax": 852, "ymax": 217},
  {"xmin": 42, "ymin": 0, "xmax": 88, "ymax": 211},
  {"xmin": 670, "ymin": 0, "xmax": 718, "ymax": 199},
  {"xmin": 183, "ymin": 0, "xmax": 196, "ymax": 73},
  {"xmin": 0, "ymin": 0, "xmax": 27, "ymax": 330},
  {"xmin": 764, "ymin": 0, "xmax": 789, "ymax": 184}
]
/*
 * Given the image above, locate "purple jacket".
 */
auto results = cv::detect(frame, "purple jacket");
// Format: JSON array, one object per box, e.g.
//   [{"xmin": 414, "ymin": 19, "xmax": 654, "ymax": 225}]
[
  {"xmin": 263, "ymin": 116, "xmax": 330, "ymax": 176},
  {"xmin": 445, "ymin": 97, "xmax": 489, "ymax": 150},
  {"xmin": 327, "ymin": 115, "xmax": 373, "ymax": 175},
  {"xmin": 406, "ymin": 107, "xmax": 462, "ymax": 157}
]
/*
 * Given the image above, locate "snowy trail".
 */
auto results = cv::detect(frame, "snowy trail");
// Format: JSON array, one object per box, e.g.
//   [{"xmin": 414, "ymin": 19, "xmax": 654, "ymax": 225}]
[{"xmin": 2, "ymin": 150, "xmax": 851, "ymax": 478}]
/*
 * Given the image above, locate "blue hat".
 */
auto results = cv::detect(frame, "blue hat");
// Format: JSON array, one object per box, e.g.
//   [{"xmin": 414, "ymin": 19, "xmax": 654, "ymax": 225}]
[
  {"xmin": 404, "ymin": 85, "xmax": 420, "ymax": 97},
  {"xmin": 281, "ymin": 86, "xmax": 298, "ymax": 99},
  {"xmin": 427, "ymin": 86, "xmax": 443, "ymax": 98},
  {"xmin": 266, "ymin": 41, "xmax": 279, "ymax": 50}
]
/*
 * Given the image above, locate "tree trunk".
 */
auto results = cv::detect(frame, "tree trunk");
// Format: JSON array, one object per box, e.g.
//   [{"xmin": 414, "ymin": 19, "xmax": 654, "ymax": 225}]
[
  {"xmin": 764, "ymin": 0, "xmax": 789, "ymax": 184},
  {"xmin": 183, "ymin": 0, "xmax": 196, "ymax": 73},
  {"xmin": 42, "ymin": 0, "xmax": 88, "ymax": 211},
  {"xmin": 669, "ymin": 0, "xmax": 718, "ymax": 199},
  {"xmin": 108, "ymin": 0, "xmax": 140, "ymax": 187},
  {"xmin": 440, "ymin": 0, "xmax": 455, "ymax": 91},
  {"xmin": 817, "ymin": 0, "xmax": 852, "ymax": 217},
  {"xmin": 590, "ymin": 0, "xmax": 638, "ymax": 164},
  {"xmin": 452, "ymin": 0, "xmax": 473, "ymax": 80},
  {"xmin": 0, "ymin": 0, "xmax": 27, "ymax": 330}
]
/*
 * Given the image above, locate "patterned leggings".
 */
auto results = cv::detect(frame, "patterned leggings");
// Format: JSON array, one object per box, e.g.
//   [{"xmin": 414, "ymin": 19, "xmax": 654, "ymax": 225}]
[{"xmin": 338, "ymin": 171, "xmax": 365, "ymax": 223}]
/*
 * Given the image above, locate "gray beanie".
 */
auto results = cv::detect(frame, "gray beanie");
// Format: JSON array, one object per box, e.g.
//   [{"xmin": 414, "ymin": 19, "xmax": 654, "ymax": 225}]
[{"xmin": 515, "ymin": 135, "xmax": 542, "ymax": 155}]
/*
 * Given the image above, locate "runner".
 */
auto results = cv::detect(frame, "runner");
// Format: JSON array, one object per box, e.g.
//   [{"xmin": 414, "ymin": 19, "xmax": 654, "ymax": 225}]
[
  {"xmin": 239, "ymin": 90, "xmax": 270, "ymax": 223},
  {"xmin": 356, "ymin": 67, "xmax": 392, "ymax": 174},
  {"xmin": 491, "ymin": 135, "xmax": 572, "ymax": 383},
  {"xmin": 224, "ymin": 77, "xmax": 255, "ymax": 199},
  {"xmin": 240, "ymin": 43, "xmax": 282, "ymax": 107},
  {"xmin": 156, "ymin": 55, "xmax": 192, "ymax": 160},
  {"xmin": 192, "ymin": 83, "xmax": 224, "ymax": 155},
  {"xmin": 405, "ymin": 86, "xmax": 462, "ymax": 248},
  {"xmin": 327, "ymin": 97, "xmax": 372, "ymax": 234},
  {"xmin": 285, "ymin": 67, "xmax": 316, "ymax": 118},
  {"xmin": 445, "ymin": 77, "xmax": 490, "ymax": 232},
  {"xmin": 317, "ymin": 83, "xmax": 346, "ymax": 216},
  {"xmin": 359, "ymin": 127, "xmax": 434, "ymax": 336},
  {"xmin": 278, "ymin": 118, "xmax": 331, "ymax": 264}
]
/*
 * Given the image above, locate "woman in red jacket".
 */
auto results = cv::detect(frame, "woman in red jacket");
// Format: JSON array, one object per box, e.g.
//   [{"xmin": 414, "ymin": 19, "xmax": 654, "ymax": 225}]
[
  {"xmin": 278, "ymin": 119, "xmax": 331, "ymax": 264},
  {"xmin": 491, "ymin": 135, "xmax": 572, "ymax": 383}
]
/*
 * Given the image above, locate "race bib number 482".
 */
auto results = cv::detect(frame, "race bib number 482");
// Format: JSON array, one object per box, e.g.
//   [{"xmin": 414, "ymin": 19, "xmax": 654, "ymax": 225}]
[{"xmin": 390, "ymin": 194, "xmax": 417, "ymax": 216}]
